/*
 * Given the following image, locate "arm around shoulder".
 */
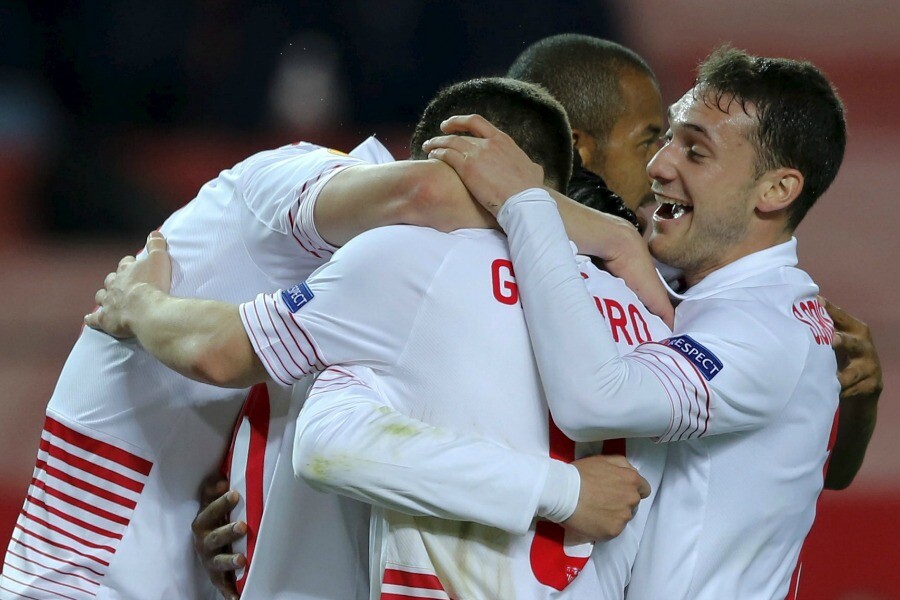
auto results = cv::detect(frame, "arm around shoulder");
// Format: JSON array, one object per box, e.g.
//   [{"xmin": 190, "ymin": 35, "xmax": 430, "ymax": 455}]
[{"xmin": 313, "ymin": 159, "xmax": 494, "ymax": 247}]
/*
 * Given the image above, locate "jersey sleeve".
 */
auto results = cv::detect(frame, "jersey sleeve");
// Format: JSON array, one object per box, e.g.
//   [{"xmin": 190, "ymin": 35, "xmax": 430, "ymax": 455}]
[
  {"xmin": 239, "ymin": 146, "xmax": 365, "ymax": 259},
  {"xmin": 496, "ymin": 189, "xmax": 674, "ymax": 442},
  {"xmin": 238, "ymin": 226, "xmax": 446, "ymax": 386},
  {"xmin": 293, "ymin": 365, "xmax": 571, "ymax": 535},
  {"xmin": 631, "ymin": 301, "xmax": 808, "ymax": 440},
  {"xmin": 497, "ymin": 189, "xmax": 809, "ymax": 443}
]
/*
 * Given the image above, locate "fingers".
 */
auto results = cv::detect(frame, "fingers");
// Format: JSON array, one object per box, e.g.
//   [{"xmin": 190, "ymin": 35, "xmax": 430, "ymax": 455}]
[
  {"xmin": 193, "ymin": 491, "xmax": 240, "ymax": 533},
  {"xmin": 84, "ymin": 307, "xmax": 103, "ymax": 330},
  {"xmin": 200, "ymin": 474, "xmax": 231, "ymax": 508},
  {"xmin": 203, "ymin": 521, "xmax": 248, "ymax": 552},
  {"xmin": 636, "ymin": 473, "xmax": 651, "ymax": 499},
  {"xmin": 118, "ymin": 256, "xmax": 136, "ymax": 271},
  {"xmin": 145, "ymin": 231, "xmax": 168, "ymax": 255},
  {"xmin": 439, "ymin": 114, "xmax": 499, "ymax": 138},
  {"xmin": 207, "ymin": 551, "xmax": 246, "ymax": 572},
  {"xmin": 104, "ymin": 272, "xmax": 117, "ymax": 288},
  {"xmin": 821, "ymin": 297, "xmax": 853, "ymax": 330}
]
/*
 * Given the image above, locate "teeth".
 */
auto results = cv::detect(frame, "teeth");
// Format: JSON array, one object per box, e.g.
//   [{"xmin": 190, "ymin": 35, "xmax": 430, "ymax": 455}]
[{"xmin": 671, "ymin": 204, "xmax": 687, "ymax": 219}]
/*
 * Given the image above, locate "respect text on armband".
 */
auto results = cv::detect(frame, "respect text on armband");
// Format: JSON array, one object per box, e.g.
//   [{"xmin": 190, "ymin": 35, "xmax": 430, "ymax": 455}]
[
  {"xmin": 281, "ymin": 282, "xmax": 315, "ymax": 313},
  {"xmin": 662, "ymin": 335, "xmax": 723, "ymax": 381}
]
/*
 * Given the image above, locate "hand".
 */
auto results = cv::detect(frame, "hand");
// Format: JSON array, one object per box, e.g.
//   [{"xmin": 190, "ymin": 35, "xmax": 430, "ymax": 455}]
[
  {"xmin": 191, "ymin": 474, "xmax": 247, "ymax": 600},
  {"xmin": 421, "ymin": 114, "xmax": 545, "ymax": 215},
  {"xmin": 821, "ymin": 297, "xmax": 881, "ymax": 489},
  {"xmin": 562, "ymin": 454, "xmax": 650, "ymax": 541},
  {"xmin": 825, "ymin": 297, "xmax": 883, "ymax": 402},
  {"xmin": 85, "ymin": 231, "xmax": 172, "ymax": 338}
]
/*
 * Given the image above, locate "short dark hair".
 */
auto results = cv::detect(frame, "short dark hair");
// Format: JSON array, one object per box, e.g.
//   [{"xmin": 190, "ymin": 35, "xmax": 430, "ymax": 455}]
[
  {"xmin": 507, "ymin": 34, "xmax": 657, "ymax": 146},
  {"xmin": 695, "ymin": 45, "xmax": 846, "ymax": 229},
  {"xmin": 410, "ymin": 77, "xmax": 573, "ymax": 190}
]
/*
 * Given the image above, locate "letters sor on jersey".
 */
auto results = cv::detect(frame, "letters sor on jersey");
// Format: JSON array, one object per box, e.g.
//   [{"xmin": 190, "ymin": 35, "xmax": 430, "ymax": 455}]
[
  {"xmin": 662, "ymin": 334, "xmax": 723, "ymax": 381},
  {"xmin": 281, "ymin": 282, "xmax": 315, "ymax": 313}
]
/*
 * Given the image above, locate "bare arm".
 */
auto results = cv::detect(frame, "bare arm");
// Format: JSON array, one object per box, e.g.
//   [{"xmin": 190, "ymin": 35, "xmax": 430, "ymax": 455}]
[
  {"xmin": 313, "ymin": 159, "xmax": 494, "ymax": 247},
  {"xmin": 422, "ymin": 114, "xmax": 674, "ymax": 327},
  {"xmin": 823, "ymin": 298, "xmax": 882, "ymax": 490},
  {"xmin": 85, "ymin": 232, "xmax": 267, "ymax": 389}
]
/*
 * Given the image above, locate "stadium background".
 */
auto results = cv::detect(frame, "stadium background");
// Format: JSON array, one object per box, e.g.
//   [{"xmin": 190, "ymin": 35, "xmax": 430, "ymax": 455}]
[{"xmin": 1, "ymin": 1, "xmax": 897, "ymax": 597}]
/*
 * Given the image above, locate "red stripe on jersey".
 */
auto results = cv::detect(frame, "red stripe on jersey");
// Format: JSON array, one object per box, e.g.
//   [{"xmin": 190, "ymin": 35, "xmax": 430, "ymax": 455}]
[
  {"xmin": 785, "ymin": 407, "xmax": 841, "ymax": 600},
  {"xmin": 233, "ymin": 385, "xmax": 270, "ymax": 595},
  {"xmin": 601, "ymin": 438, "xmax": 626, "ymax": 456},
  {"xmin": 240, "ymin": 303, "xmax": 291, "ymax": 386},
  {"xmin": 382, "ymin": 568, "xmax": 447, "ymax": 590},
  {"xmin": 20, "ymin": 506, "xmax": 117, "ymax": 553},
  {"xmin": 39, "ymin": 439, "xmax": 145, "ymax": 494},
  {"xmin": 289, "ymin": 315, "xmax": 326, "ymax": 367},
  {"xmin": 269, "ymin": 294, "xmax": 317, "ymax": 369},
  {"xmin": 11, "ymin": 538, "xmax": 104, "ymax": 578},
  {"xmin": 0, "ymin": 582, "xmax": 44, "ymax": 600},
  {"xmin": 0, "ymin": 572, "xmax": 81, "ymax": 600},
  {"xmin": 288, "ymin": 209, "xmax": 324, "ymax": 258},
  {"xmin": 629, "ymin": 351, "xmax": 682, "ymax": 438},
  {"xmin": 3, "ymin": 560, "xmax": 96, "ymax": 594},
  {"xmin": 381, "ymin": 594, "xmax": 449, "ymax": 600},
  {"xmin": 252, "ymin": 300, "xmax": 303, "ymax": 382},
  {"xmin": 14, "ymin": 524, "xmax": 110, "ymax": 567},
  {"xmin": 36, "ymin": 459, "xmax": 136, "ymax": 510},
  {"xmin": 44, "ymin": 417, "xmax": 152, "ymax": 476},
  {"xmin": 31, "ymin": 479, "xmax": 129, "ymax": 527}
]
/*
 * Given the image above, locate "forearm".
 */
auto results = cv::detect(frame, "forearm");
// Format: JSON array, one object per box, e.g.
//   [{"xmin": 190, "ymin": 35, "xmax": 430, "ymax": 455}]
[
  {"xmin": 825, "ymin": 397, "xmax": 878, "ymax": 489},
  {"xmin": 126, "ymin": 286, "xmax": 266, "ymax": 388},
  {"xmin": 293, "ymin": 379, "xmax": 579, "ymax": 534},
  {"xmin": 314, "ymin": 159, "xmax": 495, "ymax": 247},
  {"xmin": 498, "ymin": 190, "xmax": 671, "ymax": 441}
]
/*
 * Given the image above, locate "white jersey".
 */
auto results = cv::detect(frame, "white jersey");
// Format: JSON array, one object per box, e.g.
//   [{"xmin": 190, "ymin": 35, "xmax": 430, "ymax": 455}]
[
  {"xmin": 241, "ymin": 225, "xmax": 669, "ymax": 599},
  {"xmin": 0, "ymin": 138, "xmax": 388, "ymax": 600},
  {"xmin": 493, "ymin": 190, "xmax": 840, "ymax": 600},
  {"xmin": 626, "ymin": 239, "xmax": 839, "ymax": 600}
]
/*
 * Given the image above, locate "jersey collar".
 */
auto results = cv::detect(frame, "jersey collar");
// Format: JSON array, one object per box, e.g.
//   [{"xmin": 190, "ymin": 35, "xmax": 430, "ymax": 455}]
[{"xmin": 662, "ymin": 237, "xmax": 799, "ymax": 302}]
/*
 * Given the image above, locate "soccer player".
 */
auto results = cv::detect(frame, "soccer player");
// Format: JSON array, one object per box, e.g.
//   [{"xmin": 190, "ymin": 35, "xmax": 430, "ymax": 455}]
[
  {"xmin": 85, "ymin": 80, "xmax": 672, "ymax": 597},
  {"xmin": 0, "ymin": 134, "xmax": 395, "ymax": 599},
  {"xmin": 423, "ymin": 46, "xmax": 846, "ymax": 598},
  {"xmin": 2, "ymin": 75, "xmax": 664, "ymax": 600},
  {"xmin": 507, "ymin": 34, "xmax": 881, "ymax": 489}
]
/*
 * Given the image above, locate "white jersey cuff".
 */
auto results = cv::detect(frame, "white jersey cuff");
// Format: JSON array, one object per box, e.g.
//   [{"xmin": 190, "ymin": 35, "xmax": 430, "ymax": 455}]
[{"xmin": 537, "ymin": 460, "xmax": 581, "ymax": 523}]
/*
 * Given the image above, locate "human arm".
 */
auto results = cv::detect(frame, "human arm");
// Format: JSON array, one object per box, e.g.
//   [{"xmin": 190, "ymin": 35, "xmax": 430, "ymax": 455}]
[
  {"xmin": 422, "ymin": 114, "xmax": 673, "ymax": 327},
  {"xmin": 85, "ymin": 232, "xmax": 268, "ymax": 388},
  {"xmin": 294, "ymin": 366, "xmax": 649, "ymax": 539},
  {"xmin": 424, "ymin": 115, "xmax": 803, "ymax": 442},
  {"xmin": 313, "ymin": 159, "xmax": 495, "ymax": 246},
  {"xmin": 823, "ymin": 298, "xmax": 882, "ymax": 489}
]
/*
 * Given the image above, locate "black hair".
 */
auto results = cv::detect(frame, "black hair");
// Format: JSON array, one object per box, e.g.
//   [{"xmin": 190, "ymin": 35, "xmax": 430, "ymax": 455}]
[
  {"xmin": 566, "ymin": 150, "xmax": 639, "ymax": 228},
  {"xmin": 507, "ymin": 33, "xmax": 657, "ymax": 146},
  {"xmin": 696, "ymin": 45, "xmax": 846, "ymax": 229},
  {"xmin": 410, "ymin": 77, "xmax": 573, "ymax": 190}
]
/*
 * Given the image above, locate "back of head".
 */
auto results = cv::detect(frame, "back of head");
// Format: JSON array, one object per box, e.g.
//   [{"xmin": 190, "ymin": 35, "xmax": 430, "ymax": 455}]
[
  {"xmin": 695, "ymin": 45, "xmax": 846, "ymax": 229},
  {"xmin": 507, "ymin": 33, "xmax": 656, "ymax": 145},
  {"xmin": 410, "ymin": 77, "xmax": 573, "ymax": 190}
]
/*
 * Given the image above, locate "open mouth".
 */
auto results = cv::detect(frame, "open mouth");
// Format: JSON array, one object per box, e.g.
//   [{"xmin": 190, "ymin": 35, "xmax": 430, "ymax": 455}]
[{"xmin": 653, "ymin": 201, "xmax": 693, "ymax": 221}]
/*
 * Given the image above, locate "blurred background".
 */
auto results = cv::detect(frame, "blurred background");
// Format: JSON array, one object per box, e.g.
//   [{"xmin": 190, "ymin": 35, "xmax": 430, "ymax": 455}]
[{"xmin": 0, "ymin": 1, "xmax": 897, "ymax": 597}]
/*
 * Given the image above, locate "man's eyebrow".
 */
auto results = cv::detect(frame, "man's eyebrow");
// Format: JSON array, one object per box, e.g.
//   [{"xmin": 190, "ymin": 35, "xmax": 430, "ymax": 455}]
[{"xmin": 667, "ymin": 107, "xmax": 711, "ymax": 140}]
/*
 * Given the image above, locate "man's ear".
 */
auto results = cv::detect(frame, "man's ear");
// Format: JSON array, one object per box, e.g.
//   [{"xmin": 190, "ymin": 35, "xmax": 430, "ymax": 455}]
[
  {"xmin": 572, "ymin": 128, "xmax": 598, "ymax": 170},
  {"xmin": 757, "ymin": 167, "xmax": 804, "ymax": 214}
]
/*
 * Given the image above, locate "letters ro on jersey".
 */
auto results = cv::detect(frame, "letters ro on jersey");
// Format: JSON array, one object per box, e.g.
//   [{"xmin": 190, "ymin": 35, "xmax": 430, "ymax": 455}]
[{"xmin": 662, "ymin": 334, "xmax": 723, "ymax": 380}]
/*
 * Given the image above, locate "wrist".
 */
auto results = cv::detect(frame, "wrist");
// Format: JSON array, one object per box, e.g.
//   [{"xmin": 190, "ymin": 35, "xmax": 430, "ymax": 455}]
[
  {"xmin": 536, "ymin": 460, "xmax": 581, "ymax": 523},
  {"xmin": 123, "ymin": 283, "xmax": 160, "ymax": 333}
]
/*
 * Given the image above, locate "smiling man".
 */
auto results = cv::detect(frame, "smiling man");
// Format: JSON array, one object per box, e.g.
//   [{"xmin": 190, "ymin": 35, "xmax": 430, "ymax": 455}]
[{"xmin": 424, "ymin": 45, "xmax": 845, "ymax": 599}]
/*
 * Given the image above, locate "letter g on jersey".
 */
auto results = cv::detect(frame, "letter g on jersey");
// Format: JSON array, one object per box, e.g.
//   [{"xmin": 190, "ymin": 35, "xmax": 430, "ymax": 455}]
[
  {"xmin": 662, "ymin": 335, "xmax": 724, "ymax": 381},
  {"xmin": 281, "ymin": 282, "xmax": 315, "ymax": 313}
]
